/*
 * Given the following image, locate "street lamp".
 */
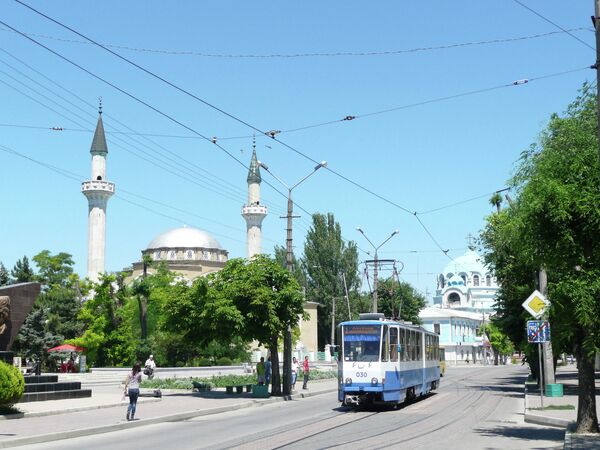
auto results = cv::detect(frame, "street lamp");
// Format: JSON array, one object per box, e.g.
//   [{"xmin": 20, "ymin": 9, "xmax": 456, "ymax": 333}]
[
  {"xmin": 356, "ymin": 228, "xmax": 399, "ymax": 313},
  {"xmin": 258, "ymin": 160, "xmax": 327, "ymax": 396}
]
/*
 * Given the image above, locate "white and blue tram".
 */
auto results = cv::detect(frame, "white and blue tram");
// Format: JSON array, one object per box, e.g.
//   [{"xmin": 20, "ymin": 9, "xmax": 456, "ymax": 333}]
[{"xmin": 337, "ymin": 313, "xmax": 441, "ymax": 406}]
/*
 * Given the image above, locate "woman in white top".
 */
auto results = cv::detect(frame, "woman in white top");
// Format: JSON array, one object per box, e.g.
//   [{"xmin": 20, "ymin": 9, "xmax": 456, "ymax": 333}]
[
  {"xmin": 291, "ymin": 357, "xmax": 300, "ymax": 390},
  {"xmin": 124, "ymin": 362, "xmax": 142, "ymax": 421}
]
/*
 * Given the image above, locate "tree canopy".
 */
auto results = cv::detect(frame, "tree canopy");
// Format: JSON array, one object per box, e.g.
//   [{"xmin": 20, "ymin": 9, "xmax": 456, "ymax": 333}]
[{"xmin": 480, "ymin": 84, "xmax": 600, "ymax": 433}]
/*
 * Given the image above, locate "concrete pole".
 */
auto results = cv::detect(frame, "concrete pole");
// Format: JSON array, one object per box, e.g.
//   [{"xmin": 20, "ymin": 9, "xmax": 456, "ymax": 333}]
[
  {"xmin": 341, "ymin": 272, "xmax": 351, "ymax": 320},
  {"xmin": 539, "ymin": 268, "xmax": 556, "ymax": 385},
  {"xmin": 331, "ymin": 296, "xmax": 336, "ymax": 346},
  {"xmin": 283, "ymin": 192, "xmax": 293, "ymax": 396},
  {"xmin": 372, "ymin": 251, "xmax": 379, "ymax": 313},
  {"xmin": 595, "ymin": 0, "xmax": 600, "ymax": 175}
]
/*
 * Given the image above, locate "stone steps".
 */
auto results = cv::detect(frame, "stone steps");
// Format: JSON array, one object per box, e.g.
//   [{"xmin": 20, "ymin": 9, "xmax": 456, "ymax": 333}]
[{"xmin": 18, "ymin": 374, "xmax": 92, "ymax": 403}]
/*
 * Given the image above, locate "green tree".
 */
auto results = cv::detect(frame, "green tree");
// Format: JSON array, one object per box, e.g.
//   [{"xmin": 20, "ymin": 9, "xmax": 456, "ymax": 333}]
[
  {"xmin": 0, "ymin": 263, "xmax": 9, "ymax": 286},
  {"xmin": 376, "ymin": 277, "xmax": 426, "ymax": 324},
  {"xmin": 480, "ymin": 84, "xmax": 600, "ymax": 433},
  {"xmin": 302, "ymin": 213, "xmax": 360, "ymax": 348},
  {"xmin": 485, "ymin": 322, "xmax": 514, "ymax": 365},
  {"xmin": 13, "ymin": 307, "xmax": 62, "ymax": 368},
  {"xmin": 201, "ymin": 256, "xmax": 303, "ymax": 395},
  {"xmin": 11, "ymin": 256, "xmax": 34, "ymax": 283}
]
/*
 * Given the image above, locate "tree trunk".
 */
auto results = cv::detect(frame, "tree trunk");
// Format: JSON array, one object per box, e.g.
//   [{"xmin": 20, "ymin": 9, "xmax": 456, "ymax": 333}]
[
  {"xmin": 269, "ymin": 337, "xmax": 281, "ymax": 396},
  {"xmin": 138, "ymin": 295, "xmax": 147, "ymax": 340},
  {"xmin": 576, "ymin": 344, "xmax": 599, "ymax": 433}
]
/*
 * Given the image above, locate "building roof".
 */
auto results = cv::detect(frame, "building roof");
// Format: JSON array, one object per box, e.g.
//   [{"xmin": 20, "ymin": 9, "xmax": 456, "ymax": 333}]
[
  {"xmin": 146, "ymin": 226, "xmax": 225, "ymax": 250},
  {"xmin": 90, "ymin": 113, "xmax": 108, "ymax": 154},
  {"xmin": 419, "ymin": 306, "xmax": 483, "ymax": 321},
  {"xmin": 247, "ymin": 147, "xmax": 261, "ymax": 184},
  {"xmin": 442, "ymin": 249, "xmax": 489, "ymax": 277}
]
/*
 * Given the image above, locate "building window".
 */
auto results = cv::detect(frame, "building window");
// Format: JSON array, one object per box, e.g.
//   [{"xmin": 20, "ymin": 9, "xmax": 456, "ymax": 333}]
[
  {"xmin": 153, "ymin": 251, "xmax": 160, "ymax": 260},
  {"xmin": 460, "ymin": 274, "xmax": 467, "ymax": 285},
  {"xmin": 169, "ymin": 250, "xmax": 177, "ymax": 260},
  {"xmin": 448, "ymin": 292, "xmax": 461, "ymax": 305},
  {"xmin": 438, "ymin": 274, "xmax": 445, "ymax": 289},
  {"xmin": 434, "ymin": 323, "xmax": 440, "ymax": 335},
  {"xmin": 486, "ymin": 275, "xmax": 491, "ymax": 286},
  {"xmin": 186, "ymin": 250, "xmax": 194, "ymax": 260},
  {"xmin": 473, "ymin": 275, "xmax": 480, "ymax": 286}
]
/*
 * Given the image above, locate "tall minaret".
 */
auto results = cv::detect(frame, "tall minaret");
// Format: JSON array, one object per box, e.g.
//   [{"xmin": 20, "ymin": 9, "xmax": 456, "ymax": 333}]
[
  {"xmin": 82, "ymin": 102, "xmax": 115, "ymax": 282},
  {"xmin": 241, "ymin": 139, "xmax": 267, "ymax": 258}
]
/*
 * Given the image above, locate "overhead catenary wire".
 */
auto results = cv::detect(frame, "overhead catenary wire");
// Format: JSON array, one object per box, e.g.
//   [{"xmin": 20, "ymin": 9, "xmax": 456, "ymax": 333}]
[
  {"xmin": 0, "ymin": 23, "xmax": 591, "ymax": 58},
  {"xmin": 11, "ymin": 2, "xmax": 589, "ymax": 262},
  {"xmin": 511, "ymin": 0, "xmax": 595, "ymax": 52}
]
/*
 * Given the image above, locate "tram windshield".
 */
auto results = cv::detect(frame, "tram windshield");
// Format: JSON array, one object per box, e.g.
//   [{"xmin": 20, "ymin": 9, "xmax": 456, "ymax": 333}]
[{"xmin": 342, "ymin": 324, "xmax": 381, "ymax": 362}]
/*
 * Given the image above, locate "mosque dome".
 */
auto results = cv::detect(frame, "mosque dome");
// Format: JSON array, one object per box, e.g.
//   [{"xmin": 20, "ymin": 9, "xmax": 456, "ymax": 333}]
[{"xmin": 146, "ymin": 226, "xmax": 224, "ymax": 251}]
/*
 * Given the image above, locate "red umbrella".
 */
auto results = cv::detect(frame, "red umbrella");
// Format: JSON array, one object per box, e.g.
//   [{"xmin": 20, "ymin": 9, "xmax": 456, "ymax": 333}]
[{"xmin": 47, "ymin": 344, "xmax": 85, "ymax": 353}]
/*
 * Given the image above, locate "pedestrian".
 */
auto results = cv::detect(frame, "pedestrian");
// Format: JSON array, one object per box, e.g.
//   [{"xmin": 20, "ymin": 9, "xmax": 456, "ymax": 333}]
[
  {"xmin": 302, "ymin": 355, "xmax": 310, "ymax": 390},
  {"xmin": 291, "ymin": 356, "xmax": 299, "ymax": 390},
  {"xmin": 124, "ymin": 362, "xmax": 142, "ymax": 421},
  {"xmin": 144, "ymin": 354, "xmax": 156, "ymax": 379},
  {"xmin": 256, "ymin": 356, "xmax": 266, "ymax": 385},
  {"xmin": 265, "ymin": 356, "xmax": 272, "ymax": 387}
]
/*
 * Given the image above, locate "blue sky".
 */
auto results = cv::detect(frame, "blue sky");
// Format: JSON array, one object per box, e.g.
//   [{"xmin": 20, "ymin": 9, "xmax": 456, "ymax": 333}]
[{"xmin": 0, "ymin": 1, "xmax": 594, "ymax": 299}]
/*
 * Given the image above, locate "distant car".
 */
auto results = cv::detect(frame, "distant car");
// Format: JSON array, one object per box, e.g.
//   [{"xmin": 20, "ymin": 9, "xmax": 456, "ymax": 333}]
[{"xmin": 439, "ymin": 348, "xmax": 446, "ymax": 376}]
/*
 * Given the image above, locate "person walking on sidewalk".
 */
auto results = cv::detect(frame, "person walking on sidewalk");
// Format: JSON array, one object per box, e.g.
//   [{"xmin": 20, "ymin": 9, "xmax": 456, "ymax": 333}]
[
  {"xmin": 302, "ymin": 355, "xmax": 310, "ymax": 390},
  {"xmin": 291, "ymin": 356, "xmax": 299, "ymax": 390},
  {"xmin": 124, "ymin": 362, "xmax": 142, "ymax": 421},
  {"xmin": 265, "ymin": 356, "xmax": 272, "ymax": 387}
]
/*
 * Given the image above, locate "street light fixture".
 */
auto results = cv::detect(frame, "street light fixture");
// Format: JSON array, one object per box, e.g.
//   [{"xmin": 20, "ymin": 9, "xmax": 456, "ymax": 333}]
[
  {"xmin": 259, "ymin": 160, "xmax": 327, "ymax": 396},
  {"xmin": 356, "ymin": 228, "xmax": 399, "ymax": 313}
]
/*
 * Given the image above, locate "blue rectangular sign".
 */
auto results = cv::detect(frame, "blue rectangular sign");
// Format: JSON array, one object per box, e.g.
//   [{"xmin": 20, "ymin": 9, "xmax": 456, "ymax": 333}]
[{"xmin": 527, "ymin": 320, "xmax": 550, "ymax": 343}]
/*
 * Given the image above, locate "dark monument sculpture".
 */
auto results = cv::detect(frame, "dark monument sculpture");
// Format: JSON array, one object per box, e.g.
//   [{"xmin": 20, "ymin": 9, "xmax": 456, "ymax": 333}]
[{"xmin": 0, "ymin": 282, "xmax": 41, "ymax": 364}]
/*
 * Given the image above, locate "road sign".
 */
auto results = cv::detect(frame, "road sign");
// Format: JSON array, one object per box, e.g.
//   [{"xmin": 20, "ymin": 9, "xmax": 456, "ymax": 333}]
[
  {"xmin": 522, "ymin": 290, "xmax": 550, "ymax": 318},
  {"xmin": 527, "ymin": 320, "xmax": 551, "ymax": 343}
]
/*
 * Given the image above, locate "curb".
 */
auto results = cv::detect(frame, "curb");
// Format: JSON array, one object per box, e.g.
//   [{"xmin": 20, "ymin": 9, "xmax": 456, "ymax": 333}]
[
  {"xmin": 0, "ymin": 398, "xmax": 162, "ymax": 420},
  {"xmin": 0, "ymin": 387, "xmax": 337, "ymax": 448},
  {"xmin": 523, "ymin": 412, "xmax": 572, "ymax": 429}
]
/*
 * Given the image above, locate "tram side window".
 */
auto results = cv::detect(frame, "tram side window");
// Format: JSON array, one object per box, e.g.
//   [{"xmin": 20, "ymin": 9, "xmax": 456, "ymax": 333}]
[
  {"xmin": 400, "ymin": 328, "xmax": 407, "ymax": 361},
  {"xmin": 416, "ymin": 332, "xmax": 422, "ymax": 361},
  {"xmin": 409, "ymin": 331, "xmax": 415, "ymax": 361},
  {"xmin": 381, "ymin": 325, "xmax": 389, "ymax": 361},
  {"xmin": 390, "ymin": 327, "xmax": 398, "ymax": 362},
  {"xmin": 435, "ymin": 336, "xmax": 439, "ymax": 360},
  {"xmin": 426, "ymin": 335, "xmax": 430, "ymax": 360}
]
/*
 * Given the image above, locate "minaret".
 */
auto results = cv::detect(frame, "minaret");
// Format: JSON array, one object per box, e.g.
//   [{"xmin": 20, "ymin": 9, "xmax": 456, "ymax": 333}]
[
  {"xmin": 241, "ymin": 139, "xmax": 267, "ymax": 258},
  {"xmin": 82, "ymin": 102, "xmax": 114, "ymax": 282}
]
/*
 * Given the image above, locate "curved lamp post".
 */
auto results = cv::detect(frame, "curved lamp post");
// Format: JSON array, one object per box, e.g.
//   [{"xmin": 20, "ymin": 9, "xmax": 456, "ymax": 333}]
[{"xmin": 258, "ymin": 160, "xmax": 327, "ymax": 396}]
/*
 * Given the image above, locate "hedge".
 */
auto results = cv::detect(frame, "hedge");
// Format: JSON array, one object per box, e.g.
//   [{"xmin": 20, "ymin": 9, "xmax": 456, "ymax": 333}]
[{"xmin": 0, "ymin": 361, "xmax": 25, "ymax": 406}]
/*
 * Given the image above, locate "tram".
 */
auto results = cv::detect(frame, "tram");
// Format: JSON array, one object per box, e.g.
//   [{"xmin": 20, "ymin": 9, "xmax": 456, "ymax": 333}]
[{"xmin": 337, "ymin": 313, "xmax": 441, "ymax": 407}]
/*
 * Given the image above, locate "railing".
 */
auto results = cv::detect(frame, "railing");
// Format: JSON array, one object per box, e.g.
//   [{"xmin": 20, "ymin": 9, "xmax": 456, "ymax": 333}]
[{"xmin": 81, "ymin": 180, "xmax": 115, "ymax": 192}]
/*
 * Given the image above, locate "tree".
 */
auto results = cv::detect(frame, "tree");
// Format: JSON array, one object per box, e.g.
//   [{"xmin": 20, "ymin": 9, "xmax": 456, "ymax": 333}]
[
  {"xmin": 480, "ymin": 84, "xmax": 600, "ymax": 433},
  {"xmin": 376, "ymin": 277, "xmax": 426, "ymax": 324},
  {"xmin": 485, "ymin": 322, "xmax": 514, "ymax": 365},
  {"xmin": 302, "ymin": 213, "xmax": 360, "ymax": 348},
  {"xmin": 206, "ymin": 256, "xmax": 304, "ymax": 395},
  {"xmin": 0, "ymin": 263, "xmax": 9, "ymax": 286},
  {"xmin": 489, "ymin": 192, "xmax": 503, "ymax": 213},
  {"xmin": 11, "ymin": 256, "xmax": 34, "ymax": 283}
]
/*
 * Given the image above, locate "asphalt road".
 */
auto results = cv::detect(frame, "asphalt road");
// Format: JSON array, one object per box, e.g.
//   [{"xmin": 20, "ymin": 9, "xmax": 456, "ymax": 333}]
[{"xmin": 22, "ymin": 366, "xmax": 565, "ymax": 450}]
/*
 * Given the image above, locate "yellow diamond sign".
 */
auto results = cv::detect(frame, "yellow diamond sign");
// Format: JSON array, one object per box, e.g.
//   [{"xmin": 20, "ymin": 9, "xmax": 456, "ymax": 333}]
[{"xmin": 522, "ymin": 290, "xmax": 550, "ymax": 318}]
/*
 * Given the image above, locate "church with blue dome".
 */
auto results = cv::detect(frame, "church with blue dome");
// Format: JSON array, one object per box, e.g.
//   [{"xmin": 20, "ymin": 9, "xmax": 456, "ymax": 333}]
[{"xmin": 419, "ymin": 248, "xmax": 500, "ymax": 364}]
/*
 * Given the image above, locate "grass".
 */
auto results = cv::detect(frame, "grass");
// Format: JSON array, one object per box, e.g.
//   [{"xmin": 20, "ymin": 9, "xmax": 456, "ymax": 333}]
[
  {"xmin": 528, "ymin": 404, "xmax": 575, "ymax": 411},
  {"xmin": 140, "ymin": 369, "xmax": 337, "ymax": 390}
]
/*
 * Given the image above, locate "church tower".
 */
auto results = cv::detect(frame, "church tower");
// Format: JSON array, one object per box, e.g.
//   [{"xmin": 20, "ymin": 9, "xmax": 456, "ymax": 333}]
[
  {"xmin": 241, "ymin": 140, "xmax": 267, "ymax": 258},
  {"xmin": 82, "ymin": 104, "xmax": 114, "ymax": 282}
]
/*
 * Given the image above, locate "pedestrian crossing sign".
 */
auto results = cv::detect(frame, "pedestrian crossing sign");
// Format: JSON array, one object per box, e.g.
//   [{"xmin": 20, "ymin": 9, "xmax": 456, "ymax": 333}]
[{"xmin": 522, "ymin": 290, "xmax": 549, "ymax": 318}]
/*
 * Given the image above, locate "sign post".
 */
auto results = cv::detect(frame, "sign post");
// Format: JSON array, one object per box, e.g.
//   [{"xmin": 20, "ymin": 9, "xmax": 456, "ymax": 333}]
[{"xmin": 527, "ymin": 320, "xmax": 551, "ymax": 409}]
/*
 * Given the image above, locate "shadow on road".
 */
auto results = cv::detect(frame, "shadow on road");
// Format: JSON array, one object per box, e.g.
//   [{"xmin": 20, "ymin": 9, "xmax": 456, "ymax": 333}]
[{"xmin": 475, "ymin": 424, "xmax": 564, "ymax": 445}]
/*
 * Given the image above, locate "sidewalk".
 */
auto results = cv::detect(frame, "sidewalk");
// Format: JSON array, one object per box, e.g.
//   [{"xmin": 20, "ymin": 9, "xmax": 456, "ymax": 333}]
[
  {"xmin": 0, "ymin": 379, "xmax": 337, "ymax": 448},
  {"xmin": 523, "ymin": 364, "xmax": 600, "ymax": 449}
]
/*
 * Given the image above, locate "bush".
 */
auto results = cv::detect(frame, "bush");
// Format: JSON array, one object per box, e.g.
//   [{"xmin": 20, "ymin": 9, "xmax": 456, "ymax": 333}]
[
  {"xmin": 216, "ymin": 357, "xmax": 232, "ymax": 366},
  {"xmin": 0, "ymin": 361, "xmax": 25, "ymax": 406},
  {"xmin": 198, "ymin": 358, "xmax": 213, "ymax": 367}
]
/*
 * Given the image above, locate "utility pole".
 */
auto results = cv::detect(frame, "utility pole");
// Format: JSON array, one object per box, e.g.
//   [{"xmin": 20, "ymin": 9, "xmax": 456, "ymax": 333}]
[
  {"xmin": 331, "ymin": 296, "xmax": 336, "ymax": 346},
  {"xmin": 539, "ymin": 268, "xmax": 556, "ymax": 385},
  {"xmin": 341, "ymin": 272, "xmax": 351, "ymax": 320},
  {"xmin": 595, "ymin": 0, "xmax": 600, "ymax": 173}
]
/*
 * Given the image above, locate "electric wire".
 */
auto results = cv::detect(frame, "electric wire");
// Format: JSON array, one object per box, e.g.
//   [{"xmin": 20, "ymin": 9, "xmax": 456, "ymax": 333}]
[
  {"xmin": 0, "ymin": 24, "xmax": 590, "ymax": 58},
  {"xmin": 11, "ymin": 2, "xmax": 587, "ymax": 262},
  {"xmin": 511, "ymin": 0, "xmax": 595, "ymax": 52}
]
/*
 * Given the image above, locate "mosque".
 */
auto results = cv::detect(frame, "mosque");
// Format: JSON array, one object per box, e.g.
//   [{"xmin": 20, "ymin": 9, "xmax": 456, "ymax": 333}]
[
  {"xmin": 82, "ymin": 110, "xmax": 318, "ymax": 358},
  {"xmin": 419, "ymin": 248, "xmax": 500, "ymax": 364}
]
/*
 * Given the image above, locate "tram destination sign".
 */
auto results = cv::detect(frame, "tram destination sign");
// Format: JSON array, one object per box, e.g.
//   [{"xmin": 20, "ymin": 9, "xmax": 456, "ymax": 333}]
[
  {"xmin": 527, "ymin": 320, "xmax": 551, "ymax": 344},
  {"xmin": 522, "ymin": 290, "xmax": 550, "ymax": 318}
]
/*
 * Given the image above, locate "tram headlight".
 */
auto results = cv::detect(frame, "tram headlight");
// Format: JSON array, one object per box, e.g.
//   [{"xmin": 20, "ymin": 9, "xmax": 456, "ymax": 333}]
[
  {"xmin": 345, "ymin": 377, "xmax": 352, "ymax": 385},
  {"xmin": 371, "ymin": 377, "xmax": 378, "ymax": 385}
]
